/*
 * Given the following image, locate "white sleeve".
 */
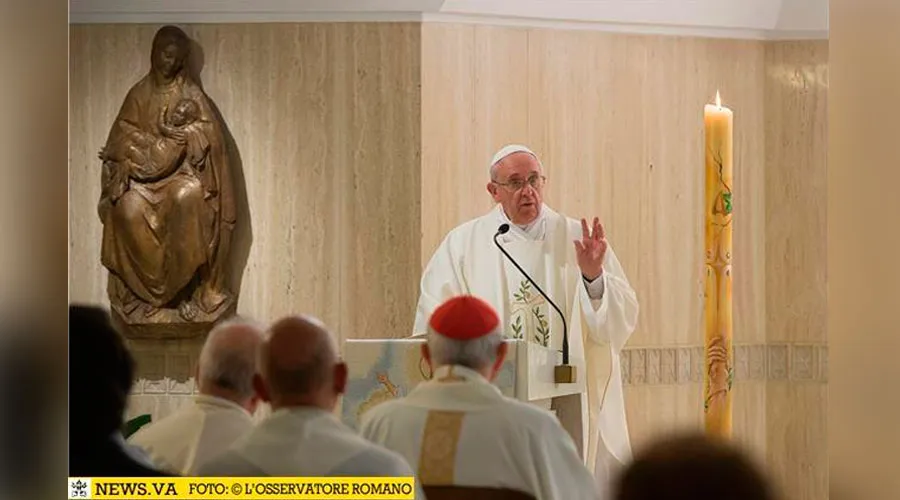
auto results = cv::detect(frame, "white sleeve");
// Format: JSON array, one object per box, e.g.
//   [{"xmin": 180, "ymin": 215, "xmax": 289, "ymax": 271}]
[
  {"xmin": 575, "ymin": 245, "xmax": 639, "ymax": 352},
  {"xmin": 412, "ymin": 233, "xmax": 467, "ymax": 336}
]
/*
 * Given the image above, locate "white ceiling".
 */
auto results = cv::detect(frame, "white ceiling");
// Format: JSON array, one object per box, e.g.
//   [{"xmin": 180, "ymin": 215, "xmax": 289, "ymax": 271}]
[{"xmin": 69, "ymin": 0, "xmax": 828, "ymax": 39}]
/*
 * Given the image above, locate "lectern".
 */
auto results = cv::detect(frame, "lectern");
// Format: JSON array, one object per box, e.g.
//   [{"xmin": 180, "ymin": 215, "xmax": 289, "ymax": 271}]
[{"xmin": 341, "ymin": 338, "xmax": 587, "ymax": 458}]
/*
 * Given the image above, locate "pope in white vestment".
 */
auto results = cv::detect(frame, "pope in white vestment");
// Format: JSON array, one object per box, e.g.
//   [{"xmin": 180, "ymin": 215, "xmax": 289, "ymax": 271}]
[
  {"xmin": 363, "ymin": 296, "xmax": 598, "ymax": 500},
  {"xmin": 413, "ymin": 145, "xmax": 639, "ymax": 492}
]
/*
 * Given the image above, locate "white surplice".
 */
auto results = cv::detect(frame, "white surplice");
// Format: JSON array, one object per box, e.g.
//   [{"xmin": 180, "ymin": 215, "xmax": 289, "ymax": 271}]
[
  {"xmin": 413, "ymin": 204, "xmax": 639, "ymax": 492},
  {"xmin": 359, "ymin": 364, "xmax": 598, "ymax": 500},
  {"xmin": 197, "ymin": 407, "xmax": 425, "ymax": 498},
  {"xmin": 128, "ymin": 394, "xmax": 254, "ymax": 475}
]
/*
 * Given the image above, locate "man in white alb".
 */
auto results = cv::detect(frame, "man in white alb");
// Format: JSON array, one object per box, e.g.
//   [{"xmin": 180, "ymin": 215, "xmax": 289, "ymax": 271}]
[
  {"xmin": 128, "ymin": 318, "xmax": 263, "ymax": 474},
  {"xmin": 362, "ymin": 295, "xmax": 598, "ymax": 500},
  {"xmin": 413, "ymin": 144, "xmax": 639, "ymax": 494}
]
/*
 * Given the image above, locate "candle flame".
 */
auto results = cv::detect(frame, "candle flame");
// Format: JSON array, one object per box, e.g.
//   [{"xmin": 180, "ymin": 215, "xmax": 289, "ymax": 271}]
[{"xmin": 715, "ymin": 90, "xmax": 721, "ymax": 108}]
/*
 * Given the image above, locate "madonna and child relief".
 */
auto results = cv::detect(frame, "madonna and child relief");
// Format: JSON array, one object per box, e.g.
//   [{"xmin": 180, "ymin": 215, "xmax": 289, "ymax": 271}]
[{"xmin": 98, "ymin": 26, "xmax": 239, "ymax": 337}]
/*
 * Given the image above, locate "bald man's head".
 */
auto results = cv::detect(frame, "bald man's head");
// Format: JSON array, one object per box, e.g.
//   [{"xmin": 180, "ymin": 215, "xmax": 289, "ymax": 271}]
[{"xmin": 256, "ymin": 315, "xmax": 346, "ymax": 410}]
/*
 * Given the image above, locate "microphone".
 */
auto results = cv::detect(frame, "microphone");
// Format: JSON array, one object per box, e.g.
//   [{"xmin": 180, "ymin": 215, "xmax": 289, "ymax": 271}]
[{"xmin": 493, "ymin": 223, "xmax": 575, "ymax": 383}]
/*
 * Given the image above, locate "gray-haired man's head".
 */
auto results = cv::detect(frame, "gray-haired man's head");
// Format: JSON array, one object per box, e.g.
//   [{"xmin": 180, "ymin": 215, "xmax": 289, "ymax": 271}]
[
  {"xmin": 197, "ymin": 318, "xmax": 265, "ymax": 412},
  {"xmin": 426, "ymin": 332, "xmax": 504, "ymax": 373},
  {"xmin": 422, "ymin": 295, "xmax": 509, "ymax": 381}
]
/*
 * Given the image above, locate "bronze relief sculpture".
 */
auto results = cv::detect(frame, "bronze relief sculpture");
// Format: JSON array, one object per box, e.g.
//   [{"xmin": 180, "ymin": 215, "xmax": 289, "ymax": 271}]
[{"xmin": 98, "ymin": 26, "xmax": 240, "ymax": 337}]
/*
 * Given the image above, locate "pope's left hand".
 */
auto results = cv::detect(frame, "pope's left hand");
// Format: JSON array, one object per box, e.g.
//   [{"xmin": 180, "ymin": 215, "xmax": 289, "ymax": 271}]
[{"xmin": 574, "ymin": 217, "xmax": 607, "ymax": 281}]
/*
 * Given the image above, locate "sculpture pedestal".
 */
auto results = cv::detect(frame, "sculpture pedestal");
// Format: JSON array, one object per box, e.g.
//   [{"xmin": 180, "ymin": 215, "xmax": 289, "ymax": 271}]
[
  {"xmin": 111, "ymin": 299, "xmax": 235, "ymax": 340},
  {"xmin": 125, "ymin": 337, "xmax": 205, "ymax": 381}
]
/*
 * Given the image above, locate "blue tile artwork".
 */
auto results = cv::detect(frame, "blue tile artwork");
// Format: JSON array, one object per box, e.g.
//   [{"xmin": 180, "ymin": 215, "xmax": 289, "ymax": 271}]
[{"xmin": 341, "ymin": 338, "xmax": 517, "ymax": 429}]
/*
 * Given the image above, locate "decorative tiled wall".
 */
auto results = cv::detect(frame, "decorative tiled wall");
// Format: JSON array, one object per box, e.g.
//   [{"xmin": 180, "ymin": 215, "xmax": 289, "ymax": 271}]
[
  {"xmin": 620, "ymin": 343, "xmax": 828, "ymax": 385},
  {"xmin": 128, "ymin": 342, "xmax": 829, "ymax": 407}
]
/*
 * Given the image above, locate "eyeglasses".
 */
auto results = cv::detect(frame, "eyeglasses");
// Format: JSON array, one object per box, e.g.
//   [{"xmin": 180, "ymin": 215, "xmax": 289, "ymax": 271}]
[{"xmin": 493, "ymin": 174, "xmax": 546, "ymax": 192}]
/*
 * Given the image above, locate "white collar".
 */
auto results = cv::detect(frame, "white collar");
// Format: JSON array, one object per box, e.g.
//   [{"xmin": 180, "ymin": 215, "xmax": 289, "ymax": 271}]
[
  {"xmin": 402, "ymin": 364, "xmax": 505, "ymax": 411},
  {"xmin": 496, "ymin": 204, "xmax": 548, "ymax": 240},
  {"xmin": 194, "ymin": 393, "xmax": 253, "ymax": 417},
  {"xmin": 430, "ymin": 364, "xmax": 491, "ymax": 383},
  {"xmin": 269, "ymin": 405, "xmax": 336, "ymax": 423}
]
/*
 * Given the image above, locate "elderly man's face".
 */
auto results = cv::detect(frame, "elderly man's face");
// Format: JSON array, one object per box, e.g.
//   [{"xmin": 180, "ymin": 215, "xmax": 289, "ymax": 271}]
[{"xmin": 487, "ymin": 152, "xmax": 545, "ymax": 225}]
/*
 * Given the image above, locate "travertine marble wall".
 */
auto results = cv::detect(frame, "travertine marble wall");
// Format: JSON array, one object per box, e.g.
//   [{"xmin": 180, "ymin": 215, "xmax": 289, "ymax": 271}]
[{"xmin": 764, "ymin": 40, "xmax": 828, "ymax": 500}]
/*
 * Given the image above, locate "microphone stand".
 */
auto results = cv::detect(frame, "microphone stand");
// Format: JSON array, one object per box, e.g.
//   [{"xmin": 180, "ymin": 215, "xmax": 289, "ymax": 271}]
[{"xmin": 494, "ymin": 225, "xmax": 576, "ymax": 383}]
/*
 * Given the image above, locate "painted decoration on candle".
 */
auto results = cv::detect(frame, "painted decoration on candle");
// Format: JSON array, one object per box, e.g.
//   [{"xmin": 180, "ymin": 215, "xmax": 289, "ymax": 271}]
[{"xmin": 703, "ymin": 91, "xmax": 734, "ymax": 437}]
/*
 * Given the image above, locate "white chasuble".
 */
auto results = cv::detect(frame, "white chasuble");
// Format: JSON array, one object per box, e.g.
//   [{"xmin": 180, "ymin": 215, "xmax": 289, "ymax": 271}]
[
  {"xmin": 128, "ymin": 394, "xmax": 254, "ymax": 475},
  {"xmin": 413, "ymin": 204, "xmax": 639, "ymax": 489},
  {"xmin": 198, "ymin": 407, "xmax": 425, "ymax": 500}
]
